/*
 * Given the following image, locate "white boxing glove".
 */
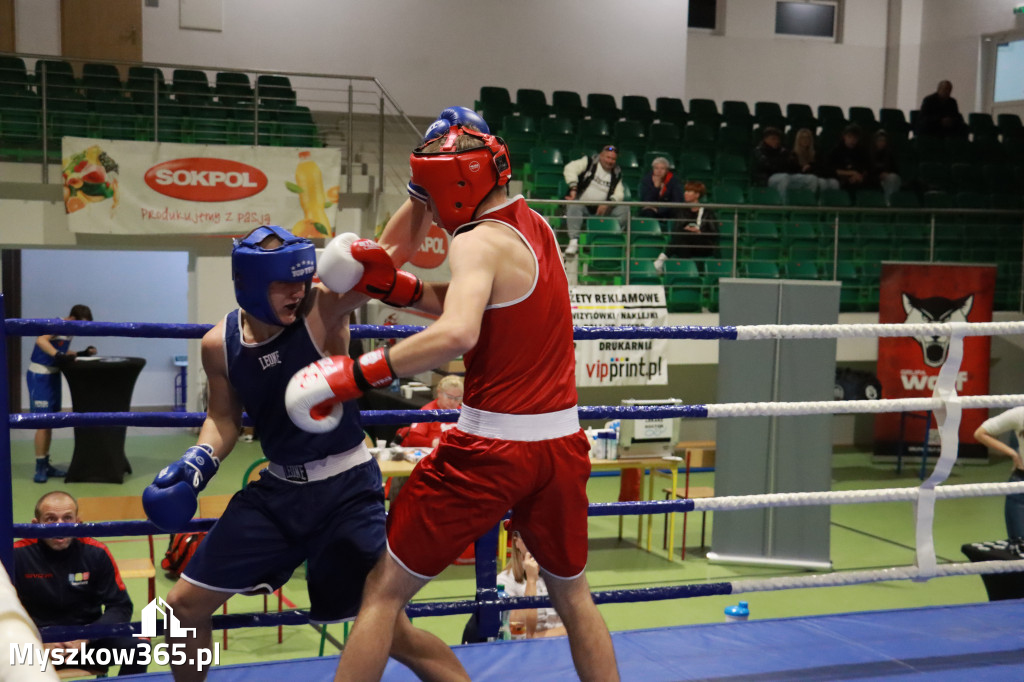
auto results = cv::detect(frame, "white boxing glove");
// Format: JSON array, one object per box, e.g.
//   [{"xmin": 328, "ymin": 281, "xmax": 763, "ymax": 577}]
[
  {"xmin": 285, "ymin": 360, "xmax": 347, "ymax": 433},
  {"xmin": 318, "ymin": 233, "xmax": 365, "ymax": 293}
]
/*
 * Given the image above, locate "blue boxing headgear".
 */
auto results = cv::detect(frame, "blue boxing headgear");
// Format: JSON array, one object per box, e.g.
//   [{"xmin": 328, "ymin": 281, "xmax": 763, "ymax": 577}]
[{"xmin": 231, "ymin": 225, "xmax": 316, "ymax": 326}]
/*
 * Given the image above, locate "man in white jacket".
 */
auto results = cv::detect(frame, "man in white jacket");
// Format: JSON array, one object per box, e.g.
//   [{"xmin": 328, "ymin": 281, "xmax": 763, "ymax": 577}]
[{"xmin": 562, "ymin": 145, "xmax": 627, "ymax": 256}]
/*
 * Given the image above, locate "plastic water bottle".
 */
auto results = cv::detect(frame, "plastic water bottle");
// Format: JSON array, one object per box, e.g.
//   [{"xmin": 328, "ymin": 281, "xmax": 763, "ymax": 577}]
[
  {"xmin": 497, "ymin": 584, "xmax": 510, "ymax": 640},
  {"xmin": 724, "ymin": 601, "xmax": 750, "ymax": 622}
]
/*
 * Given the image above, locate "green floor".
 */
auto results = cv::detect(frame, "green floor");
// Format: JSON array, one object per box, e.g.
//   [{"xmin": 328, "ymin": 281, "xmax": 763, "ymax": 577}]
[{"xmin": 7, "ymin": 430, "xmax": 1013, "ymax": 676}]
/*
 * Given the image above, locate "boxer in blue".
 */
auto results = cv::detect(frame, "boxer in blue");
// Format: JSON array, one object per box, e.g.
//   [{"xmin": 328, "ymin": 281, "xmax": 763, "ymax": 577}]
[
  {"xmin": 142, "ymin": 226, "xmax": 466, "ymax": 681},
  {"xmin": 26, "ymin": 303, "xmax": 95, "ymax": 483}
]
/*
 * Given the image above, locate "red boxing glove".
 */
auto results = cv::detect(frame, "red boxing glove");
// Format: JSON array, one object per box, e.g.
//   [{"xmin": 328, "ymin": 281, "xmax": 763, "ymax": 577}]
[
  {"xmin": 286, "ymin": 349, "xmax": 397, "ymax": 433},
  {"xmin": 349, "ymin": 239, "xmax": 424, "ymax": 307}
]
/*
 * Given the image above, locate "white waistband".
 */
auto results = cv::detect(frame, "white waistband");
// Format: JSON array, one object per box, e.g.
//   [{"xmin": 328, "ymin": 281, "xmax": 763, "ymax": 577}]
[
  {"xmin": 457, "ymin": 404, "xmax": 580, "ymax": 442},
  {"xmin": 28, "ymin": 362, "xmax": 58, "ymax": 375},
  {"xmin": 267, "ymin": 442, "xmax": 372, "ymax": 483}
]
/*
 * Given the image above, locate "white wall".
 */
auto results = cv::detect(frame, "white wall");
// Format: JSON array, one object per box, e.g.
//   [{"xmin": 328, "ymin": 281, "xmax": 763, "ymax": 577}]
[
  {"xmin": 685, "ymin": 0, "xmax": 890, "ymax": 111},
  {"xmin": 19, "ymin": 250, "xmax": 189, "ymax": 409},
  {"xmin": 134, "ymin": 0, "xmax": 689, "ymax": 118}
]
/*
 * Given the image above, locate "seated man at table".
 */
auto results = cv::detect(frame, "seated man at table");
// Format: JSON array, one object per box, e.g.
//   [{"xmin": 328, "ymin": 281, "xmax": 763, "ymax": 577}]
[
  {"xmin": 13, "ymin": 491, "xmax": 149, "ymax": 676},
  {"xmin": 394, "ymin": 375, "xmax": 464, "ymax": 449}
]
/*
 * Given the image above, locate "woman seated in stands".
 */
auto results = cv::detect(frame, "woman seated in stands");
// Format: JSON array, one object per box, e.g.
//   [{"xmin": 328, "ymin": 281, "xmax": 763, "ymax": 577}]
[
  {"xmin": 790, "ymin": 128, "xmax": 840, "ymax": 193},
  {"xmin": 497, "ymin": 532, "xmax": 568, "ymax": 639},
  {"xmin": 655, "ymin": 181, "xmax": 719, "ymax": 271}
]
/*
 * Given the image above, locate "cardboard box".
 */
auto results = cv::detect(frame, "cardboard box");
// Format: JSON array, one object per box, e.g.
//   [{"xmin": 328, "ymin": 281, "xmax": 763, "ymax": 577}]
[
  {"xmin": 675, "ymin": 440, "xmax": 716, "ymax": 468},
  {"xmin": 440, "ymin": 359, "xmax": 465, "ymax": 374}
]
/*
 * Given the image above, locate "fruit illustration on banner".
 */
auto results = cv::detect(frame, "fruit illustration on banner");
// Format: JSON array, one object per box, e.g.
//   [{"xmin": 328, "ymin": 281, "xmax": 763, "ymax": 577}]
[
  {"xmin": 62, "ymin": 145, "xmax": 119, "ymax": 214},
  {"xmin": 286, "ymin": 151, "xmax": 334, "ymax": 238}
]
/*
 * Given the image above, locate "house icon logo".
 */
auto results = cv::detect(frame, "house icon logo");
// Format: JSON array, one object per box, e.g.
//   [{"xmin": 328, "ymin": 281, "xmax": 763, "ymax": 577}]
[{"xmin": 134, "ymin": 597, "xmax": 197, "ymax": 638}]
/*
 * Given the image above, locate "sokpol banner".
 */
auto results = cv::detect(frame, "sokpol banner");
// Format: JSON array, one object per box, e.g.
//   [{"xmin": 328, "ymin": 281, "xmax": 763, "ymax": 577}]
[
  {"xmin": 571, "ymin": 285, "xmax": 669, "ymax": 387},
  {"xmin": 874, "ymin": 262, "xmax": 996, "ymax": 460},
  {"xmin": 61, "ymin": 137, "xmax": 341, "ymax": 236}
]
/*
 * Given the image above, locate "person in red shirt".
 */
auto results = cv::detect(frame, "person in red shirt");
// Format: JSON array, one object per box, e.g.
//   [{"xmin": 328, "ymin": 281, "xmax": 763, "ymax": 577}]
[
  {"xmin": 395, "ymin": 375, "xmax": 463, "ymax": 449},
  {"xmin": 285, "ymin": 106, "xmax": 618, "ymax": 681}
]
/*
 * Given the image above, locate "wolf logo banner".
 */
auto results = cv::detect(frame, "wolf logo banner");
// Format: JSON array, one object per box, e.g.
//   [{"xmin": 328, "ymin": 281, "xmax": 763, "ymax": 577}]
[{"xmin": 874, "ymin": 263, "xmax": 995, "ymax": 460}]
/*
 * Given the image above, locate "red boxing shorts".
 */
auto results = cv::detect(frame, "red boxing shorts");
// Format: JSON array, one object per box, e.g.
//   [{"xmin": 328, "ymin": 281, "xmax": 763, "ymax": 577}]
[{"xmin": 386, "ymin": 427, "xmax": 592, "ymax": 579}]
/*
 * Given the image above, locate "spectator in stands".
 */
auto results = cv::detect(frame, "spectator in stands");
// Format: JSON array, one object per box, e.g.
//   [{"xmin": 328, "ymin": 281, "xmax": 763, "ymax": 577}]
[
  {"xmin": 655, "ymin": 181, "xmax": 718, "ymax": 271},
  {"xmin": 751, "ymin": 127, "xmax": 815, "ymax": 200},
  {"xmin": 790, "ymin": 128, "xmax": 840, "ymax": 193},
  {"xmin": 868, "ymin": 130, "xmax": 902, "ymax": 203},
  {"xmin": 497, "ymin": 532, "xmax": 568, "ymax": 639},
  {"xmin": 13, "ymin": 491, "xmax": 149, "ymax": 676},
  {"xmin": 827, "ymin": 124, "xmax": 872, "ymax": 192},
  {"xmin": 918, "ymin": 80, "xmax": 968, "ymax": 138},
  {"xmin": 639, "ymin": 156, "xmax": 685, "ymax": 225},
  {"xmin": 973, "ymin": 407, "xmax": 1024, "ymax": 540},
  {"xmin": 394, "ymin": 375, "xmax": 464, "ymax": 450},
  {"xmin": 563, "ymin": 144, "xmax": 628, "ymax": 257}
]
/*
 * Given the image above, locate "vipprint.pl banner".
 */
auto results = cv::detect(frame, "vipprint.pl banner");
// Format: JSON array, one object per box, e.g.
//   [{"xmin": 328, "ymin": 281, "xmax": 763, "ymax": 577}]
[
  {"xmin": 570, "ymin": 285, "xmax": 669, "ymax": 387},
  {"xmin": 61, "ymin": 137, "xmax": 341, "ymax": 236}
]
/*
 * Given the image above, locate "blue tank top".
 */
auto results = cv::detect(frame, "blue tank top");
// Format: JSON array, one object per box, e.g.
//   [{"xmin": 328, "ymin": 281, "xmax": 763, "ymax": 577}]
[
  {"xmin": 29, "ymin": 330, "xmax": 72, "ymax": 367},
  {"xmin": 223, "ymin": 310, "xmax": 364, "ymax": 465}
]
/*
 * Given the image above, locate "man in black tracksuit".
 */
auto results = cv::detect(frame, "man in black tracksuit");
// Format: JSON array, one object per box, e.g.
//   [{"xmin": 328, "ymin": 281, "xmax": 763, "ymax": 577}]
[{"xmin": 14, "ymin": 491, "xmax": 149, "ymax": 676}]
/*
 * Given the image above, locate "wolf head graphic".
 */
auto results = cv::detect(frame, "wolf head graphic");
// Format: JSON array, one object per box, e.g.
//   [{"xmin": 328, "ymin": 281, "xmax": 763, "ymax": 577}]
[{"xmin": 901, "ymin": 292, "xmax": 973, "ymax": 367}]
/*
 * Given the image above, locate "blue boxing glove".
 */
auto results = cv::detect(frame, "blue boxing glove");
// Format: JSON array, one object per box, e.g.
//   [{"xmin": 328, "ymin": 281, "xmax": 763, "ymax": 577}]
[
  {"xmin": 421, "ymin": 106, "xmax": 490, "ymax": 143},
  {"xmin": 142, "ymin": 444, "xmax": 219, "ymax": 532}
]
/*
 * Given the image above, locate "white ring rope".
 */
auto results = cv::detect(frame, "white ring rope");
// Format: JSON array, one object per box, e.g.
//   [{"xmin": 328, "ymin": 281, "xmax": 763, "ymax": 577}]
[
  {"xmin": 703, "ymin": 393, "xmax": 1024, "ymax": 418},
  {"xmin": 732, "ymin": 560, "xmax": 1024, "ymax": 594},
  {"xmin": 733, "ymin": 320, "xmax": 1024, "ymax": 340},
  {"xmin": 687, "ymin": 481, "xmax": 1024, "ymax": 512}
]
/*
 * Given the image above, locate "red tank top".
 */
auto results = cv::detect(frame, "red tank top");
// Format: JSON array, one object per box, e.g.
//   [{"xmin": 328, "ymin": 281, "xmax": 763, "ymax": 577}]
[{"xmin": 455, "ymin": 196, "xmax": 578, "ymax": 414}]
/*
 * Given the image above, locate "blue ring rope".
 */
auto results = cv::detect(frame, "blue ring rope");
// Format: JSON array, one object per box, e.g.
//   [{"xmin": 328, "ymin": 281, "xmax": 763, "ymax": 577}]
[
  {"xmin": 37, "ymin": 580, "xmax": 733, "ymax": 642},
  {"xmin": 4, "ymin": 319, "xmax": 739, "ymax": 341},
  {"xmin": 8, "ymin": 404, "xmax": 710, "ymax": 429}
]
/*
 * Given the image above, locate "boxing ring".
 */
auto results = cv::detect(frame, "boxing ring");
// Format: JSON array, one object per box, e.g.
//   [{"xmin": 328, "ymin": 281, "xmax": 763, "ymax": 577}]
[{"xmin": 4, "ymin": 304, "xmax": 1024, "ymax": 680}]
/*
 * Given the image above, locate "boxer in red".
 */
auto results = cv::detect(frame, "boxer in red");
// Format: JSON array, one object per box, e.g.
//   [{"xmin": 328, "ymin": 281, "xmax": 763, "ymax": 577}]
[{"xmin": 286, "ymin": 106, "xmax": 619, "ymax": 681}]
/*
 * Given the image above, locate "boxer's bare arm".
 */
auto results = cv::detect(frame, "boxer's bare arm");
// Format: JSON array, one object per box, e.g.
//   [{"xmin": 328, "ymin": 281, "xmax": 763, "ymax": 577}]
[
  {"xmin": 378, "ymin": 198, "xmax": 433, "ymax": 268},
  {"xmin": 386, "ymin": 225, "xmax": 498, "ymax": 376},
  {"xmin": 307, "ymin": 285, "xmax": 367, "ymax": 356},
  {"xmin": 197, "ymin": 323, "xmax": 243, "ymax": 462}
]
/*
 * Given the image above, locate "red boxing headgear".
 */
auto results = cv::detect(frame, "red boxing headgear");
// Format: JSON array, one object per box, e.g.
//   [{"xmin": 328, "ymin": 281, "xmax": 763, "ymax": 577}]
[{"xmin": 409, "ymin": 125, "xmax": 511, "ymax": 234}]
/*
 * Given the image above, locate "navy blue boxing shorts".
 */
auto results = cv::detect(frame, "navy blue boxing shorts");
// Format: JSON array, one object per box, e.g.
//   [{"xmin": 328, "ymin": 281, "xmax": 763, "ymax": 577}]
[{"xmin": 182, "ymin": 458, "xmax": 384, "ymax": 623}]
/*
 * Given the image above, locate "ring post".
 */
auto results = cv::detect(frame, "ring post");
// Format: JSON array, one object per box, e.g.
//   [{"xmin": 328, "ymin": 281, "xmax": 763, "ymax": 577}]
[{"xmin": 0, "ymin": 294, "xmax": 15, "ymax": 578}]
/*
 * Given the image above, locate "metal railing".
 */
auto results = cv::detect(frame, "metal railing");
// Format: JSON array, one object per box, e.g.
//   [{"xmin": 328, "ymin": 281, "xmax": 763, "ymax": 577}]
[
  {"xmin": 526, "ymin": 198, "xmax": 1024, "ymax": 313},
  {"xmin": 0, "ymin": 51, "xmax": 421, "ymax": 221}
]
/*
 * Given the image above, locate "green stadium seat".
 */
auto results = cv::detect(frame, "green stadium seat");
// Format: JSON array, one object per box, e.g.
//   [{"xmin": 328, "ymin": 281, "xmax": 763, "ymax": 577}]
[
  {"xmin": 627, "ymin": 259, "xmax": 663, "ymax": 285},
  {"xmin": 586, "ymin": 93, "xmax": 620, "ymax": 125},
  {"xmin": 688, "ymin": 99, "xmax": 721, "ymax": 127},
  {"xmin": 682, "ymin": 123, "xmax": 717, "ymax": 156},
  {"xmin": 754, "ymin": 101, "xmax": 785, "ymax": 129},
  {"xmin": 629, "ymin": 218, "xmax": 667, "ymax": 259},
  {"xmin": 786, "ymin": 103, "xmax": 817, "ymax": 130},
  {"xmin": 743, "ymin": 261, "xmax": 781, "ymax": 278},
  {"xmin": 551, "ymin": 90, "xmax": 585, "ymax": 122},
  {"xmin": 516, "ymin": 89, "xmax": 549, "ymax": 120},
  {"xmin": 576, "ymin": 118, "xmax": 611, "ymax": 150},
  {"xmin": 476, "ymin": 86, "xmax": 514, "ymax": 124},
  {"xmin": 723, "ymin": 100, "xmax": 754, "ymax": 128},
  {"xmin": 539, "ymin": 117, "xmax": 575, "ymax": 148},
  {"xmin": 817, "ymin": 105, "xmax": 847, "ymax": 130},
  {"xmin": 654, "ymin": 97, "xmax": 687, "ymax": 128},
  {"xmin": 997, "ymin": 113, "xmax": 1023, "ymax": 141},
  {"xmin": 613, "ymin": 119, "xmax": 647, "ymax": 153},
  {"xmin": 621, "ymin": 95, "xmax": 655, "ymax": 127},
  {"xmin": 663, "ymin": 259, "xmax": 703, "ymax": 312}
]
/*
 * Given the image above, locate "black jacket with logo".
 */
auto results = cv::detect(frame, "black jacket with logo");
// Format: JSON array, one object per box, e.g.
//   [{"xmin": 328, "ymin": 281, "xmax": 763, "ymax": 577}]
[{"xmin": 13, "ymin": 537, "xmax": 133, "ymax": 628}]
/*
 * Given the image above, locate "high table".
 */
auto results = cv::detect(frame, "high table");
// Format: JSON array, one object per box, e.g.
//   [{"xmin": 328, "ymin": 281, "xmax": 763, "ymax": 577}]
[
  {"xmin": 961, "ymin": 540, "xmax": 1024, "ymax": 601},
  {"xmin": 60, "ymin": 356, "xmax": 146, "ymax": 483}
]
